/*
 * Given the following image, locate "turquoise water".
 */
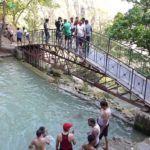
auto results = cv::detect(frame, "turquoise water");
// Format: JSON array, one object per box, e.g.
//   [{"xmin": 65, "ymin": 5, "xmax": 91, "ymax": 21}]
[{"xmin": 0, "ymin": 58, "xmax": 146, "ymax": 150}]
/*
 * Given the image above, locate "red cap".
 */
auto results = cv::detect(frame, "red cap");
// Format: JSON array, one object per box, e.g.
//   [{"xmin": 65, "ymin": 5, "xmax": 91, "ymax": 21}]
[{"xmin": 63, "ymin": 123, "xmax": 73, "ymax": 131}]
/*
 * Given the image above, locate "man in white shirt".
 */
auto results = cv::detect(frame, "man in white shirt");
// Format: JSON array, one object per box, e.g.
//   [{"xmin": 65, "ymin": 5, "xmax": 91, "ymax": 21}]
[
  {"xmin": 88, "ymin": 118, "xmax": 100, "ymax": 148},
  {"xmin": 75, "ymin": 22, "xmax": 85, "ymax": 53}
]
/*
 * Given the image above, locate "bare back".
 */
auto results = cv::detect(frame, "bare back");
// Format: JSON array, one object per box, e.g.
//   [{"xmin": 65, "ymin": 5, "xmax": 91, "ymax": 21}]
[
  {"xmin": 82, "ymin": 144, "xmax": 96, "ymax": 150},
  {"xmin": 31, "ymin": 137, "xmax": 49, "ymax": 150}
]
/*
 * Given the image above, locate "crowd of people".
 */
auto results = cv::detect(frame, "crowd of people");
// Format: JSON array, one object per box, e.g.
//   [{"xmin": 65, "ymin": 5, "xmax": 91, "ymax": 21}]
[
  {"xmin": 4, "ymin": 16, "xmax": 92, "ymax": 53},
  {"xmin": 44, "ymin": 16, "xmax": 92, "ymax": 54},
  {"xmin": 29, "ymin": 100, "xmax": 111, "ymax": 150},
  {"xmin": 4, "ymin": 25, "xmax": 30, "ymax": 45}
]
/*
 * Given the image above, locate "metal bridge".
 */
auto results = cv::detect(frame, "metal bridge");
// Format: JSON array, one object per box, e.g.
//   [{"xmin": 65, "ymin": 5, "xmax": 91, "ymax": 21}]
[{"xmin": 17, "ymin": 29, "xmax": 150, "ymax": 108}]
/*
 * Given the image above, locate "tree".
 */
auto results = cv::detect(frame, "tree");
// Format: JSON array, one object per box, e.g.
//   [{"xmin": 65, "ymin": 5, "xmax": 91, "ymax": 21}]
[
  {"xmin": 5, "ymin": 0, "xmax": 58, "ymax": 26},
  {"xmin": 106, "ymin": 0, "xmax": 150, "ymax": 54}
]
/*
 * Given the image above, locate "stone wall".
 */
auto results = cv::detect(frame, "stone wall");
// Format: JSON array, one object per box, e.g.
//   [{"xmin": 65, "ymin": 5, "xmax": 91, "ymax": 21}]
[{"xmin": 134, "ymin": 111, "xmax": 150, "ymax": 135}]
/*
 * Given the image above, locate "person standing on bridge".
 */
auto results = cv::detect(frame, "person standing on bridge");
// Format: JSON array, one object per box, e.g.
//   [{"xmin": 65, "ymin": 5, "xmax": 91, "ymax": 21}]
[
  {"xmin": 16, "ymin": 27, "xmax": 23, "ymax": 45},
  {"xmin": 85, "ymin": 20, "xmax": 92, "ymax": 55},
  {"xmin": 75, "ymin": 21, "xmax": 85, "ymax": 54},
  {"xmin": 55, "ymin": 17, "xmax": 63, "ymax": 41},
  {"xmin": 44, "ymin": 18, "xmax": 50, "ymax": 44},
  {"xmin": 97, "ymin": 100, "xmax": 111, "ymax": 150},
  {"xmin": 63, "ymin": 19, "xmax": 71, "ymax": 48}
]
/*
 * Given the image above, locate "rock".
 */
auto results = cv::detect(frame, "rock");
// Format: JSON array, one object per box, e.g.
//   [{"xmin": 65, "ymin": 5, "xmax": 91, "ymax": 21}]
[
  {"xmin": 134, "ymin": 143, "xmax": 150, "ymax": 150},
  {"xmin": 0, "ymin": 58, "xmax": 3, "ymax": 62},
  {"xmin": 97, "ymin": 137, "xmax": 132, "ymax": 150},
  {"xmin": 134, "ymin": 111, "xmax": 150, "ymax": 135},
  {"xmin": 72, "ymin": 76, "xmax": 83, "ymax": 84},
  {"xmin": 47, "ymin": 68, "xmax": 62, "ymax": 77},
  {"xmin": 134, "ymin": 138, "xmax": 150, "ymax": 150}
]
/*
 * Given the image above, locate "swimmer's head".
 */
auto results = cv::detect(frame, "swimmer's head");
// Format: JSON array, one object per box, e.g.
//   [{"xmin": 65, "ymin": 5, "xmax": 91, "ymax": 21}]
[
  {"xmin": 39, "ymin": 126, "xmax": 48, "ymax": 137},
  {"xmin": 87, "ymin": 134, "xmax": 95, "ymax": 145},
  {"xmin": 36, "ymin": 129, "xmax": 42, "ymax": 138}
]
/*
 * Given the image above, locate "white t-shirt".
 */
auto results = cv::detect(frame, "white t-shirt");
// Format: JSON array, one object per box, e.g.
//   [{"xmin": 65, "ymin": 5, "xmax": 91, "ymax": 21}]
[
  {"xmin": 93, "ymin": 123, "xmax": 100, "ymax": 146},
  {"xmin": 76, "ymin": 24, "xmax": 85, "ymax": 37}
]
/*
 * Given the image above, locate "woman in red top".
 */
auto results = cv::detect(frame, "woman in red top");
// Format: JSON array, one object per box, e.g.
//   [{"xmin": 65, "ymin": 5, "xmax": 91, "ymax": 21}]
[{"xmin": 56, "ymin": 123, "xmax": 76, "ymax": 150}]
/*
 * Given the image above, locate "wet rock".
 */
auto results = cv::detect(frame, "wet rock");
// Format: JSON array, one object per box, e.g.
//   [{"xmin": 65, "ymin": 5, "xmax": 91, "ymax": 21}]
[
  {"xmin": 134, "ymin": 111, "xmax": 150, "ymax": 135},
  {"xmin": 47, "ymin": 68, "xmax": 62, "ymax": 77},
  {"xmin": 72, "ymin": 76, "xmax": 83, "ymax": 84},
  {"xmin": 134, "ymin": 138, "xmax": 150, "ymax": 150},
  {"xmin": 98, "ymin": 137, "xmax": 132, "ymax": 150},
  {"xmin": 0, "ymin": 58, "xmax": 3, "ymax": 62}
]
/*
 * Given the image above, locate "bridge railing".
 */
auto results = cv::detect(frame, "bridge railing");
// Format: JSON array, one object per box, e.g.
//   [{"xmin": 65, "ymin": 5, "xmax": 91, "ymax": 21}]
[
  {"xmin": 92, "ymin": 31, "xmax": 150, "ymax": 78},
  {"xmin": 20, "ymin": 29, "xmax": 150, "ymax": 106}
]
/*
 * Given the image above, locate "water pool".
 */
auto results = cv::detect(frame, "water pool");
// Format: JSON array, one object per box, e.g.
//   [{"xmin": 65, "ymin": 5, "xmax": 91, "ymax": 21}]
[{"xmin": 0, "ymin": 58, "xmax": 146, "ymax": 150}]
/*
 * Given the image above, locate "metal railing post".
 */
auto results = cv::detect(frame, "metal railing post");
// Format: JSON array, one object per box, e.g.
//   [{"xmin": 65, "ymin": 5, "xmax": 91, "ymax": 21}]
[{"xmin": 107, "ymin": 37, "xmax": 111, "ymax": 54}]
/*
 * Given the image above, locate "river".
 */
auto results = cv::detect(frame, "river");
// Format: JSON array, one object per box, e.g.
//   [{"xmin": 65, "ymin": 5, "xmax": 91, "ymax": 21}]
[{"xmin": 0, "ymin": 58, "xmax": 146, "ymax": 150}]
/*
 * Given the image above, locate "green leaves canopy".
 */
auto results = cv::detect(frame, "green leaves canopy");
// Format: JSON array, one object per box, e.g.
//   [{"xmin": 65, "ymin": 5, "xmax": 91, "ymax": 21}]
[
  {"xmin": 5, "ymin": 0, "xmax": 58, "ymax": 28},
  {"xmin": 106, "ymin": 0, "xmax": 150, "ymax": 53}
]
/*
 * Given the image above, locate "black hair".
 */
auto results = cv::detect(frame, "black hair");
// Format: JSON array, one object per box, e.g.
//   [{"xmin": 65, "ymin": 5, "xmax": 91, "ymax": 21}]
[
  {"xmin": 58, "ymin": 17, "xmax": 62, "ymax": 20},
  {"xmin": 82, "ymin": 17, "xmax": 85, "ymax": 21},
  {"xmin": 87, "ymin": 134, "xmax": 95, "ymax": 143},
  {"xmin": 36, "ymin": 129, "xmax": 42, "ymax": 137},
  {"xmin": 23, "ymin": 27, "xmax": 25, "ymax": 30},
  {"xmin": 45, "ymin": 19, "xmax": 49, "ymax": 22},
  {"xmin": 39, "ymin": 126, "xmax": 45, "ymax": 135},
  {"xmin": 88, "ymin": 118, "xmax": 96, "ymax": 125},
  {"xmin": 100, "ymin": 100, "xmax": 108, "ymax": 107},
  {"xmin": 85, "ymin": 20, "xmax": 88, "ymax": 24},
  {"xmin": 17, "ymin": 27, "xmax": 19, "ymax": 30},
  {"xmin": 64, "ymin": 19, "xmax": 67, "ymax": 23}
]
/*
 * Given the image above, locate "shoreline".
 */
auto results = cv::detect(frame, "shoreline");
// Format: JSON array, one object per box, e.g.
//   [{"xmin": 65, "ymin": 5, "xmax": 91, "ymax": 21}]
[{"xmin": 19, "ymin": 59, "xmax": 135, "ymax": 126}]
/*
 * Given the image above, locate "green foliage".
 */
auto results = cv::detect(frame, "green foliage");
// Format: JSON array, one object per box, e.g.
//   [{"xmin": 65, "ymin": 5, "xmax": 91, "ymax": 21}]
[
  {"xmin": 106, "ymin": 0, "xmax": 150, "ymax": 54},
  {"xmin": 5, "ymin": 0, "xmax": 58, "ymax": 28}
]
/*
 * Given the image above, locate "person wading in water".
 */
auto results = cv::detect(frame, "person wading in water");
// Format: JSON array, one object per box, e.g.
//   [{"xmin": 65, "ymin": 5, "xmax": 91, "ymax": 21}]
[
  {"xmin": 29, "ymin": 129, "xmax": 50, "ymax": 150},
  {"xmin": 56, "ymin": 122, "xmax": 76, "ymax": 150},
  {"xmin": 88, "ymin": 118, "xmax": 100, "ymax": 149},
  {"xmin": 80, "ymin": 134, "xmax": 96, "ymax": 150},
  {"xmin": 97, "ymin": 100, "xmax": 111, "ymax": 150}
]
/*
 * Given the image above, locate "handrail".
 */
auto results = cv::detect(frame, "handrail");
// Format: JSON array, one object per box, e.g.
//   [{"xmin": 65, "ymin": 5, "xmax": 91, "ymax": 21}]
[
  {"xmin": 92, "ymin": 31, "xmax": 150, "ymax": 55},
  {"xmin": 18, "ymin": 29, "xmax": 150, "ymax": 106},
  {"xmin": 91, "ymin": 31, "xmax": 150, "ymax": 78}
]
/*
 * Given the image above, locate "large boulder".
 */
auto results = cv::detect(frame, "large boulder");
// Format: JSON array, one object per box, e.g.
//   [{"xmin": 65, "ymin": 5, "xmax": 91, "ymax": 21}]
[{"xmin": 134, "ymin": 111, "xmax": 150, "ymax": 135}]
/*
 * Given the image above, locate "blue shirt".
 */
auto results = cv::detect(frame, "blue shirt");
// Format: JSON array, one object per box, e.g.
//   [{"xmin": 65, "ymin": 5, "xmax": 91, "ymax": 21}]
[
  {"xmin": 85, "ymin": 24, "xmax": 92, "ymax": 37},
  {"xmin": 16, "ymin": 30, "xmax": 23, "ymax": 39}
]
